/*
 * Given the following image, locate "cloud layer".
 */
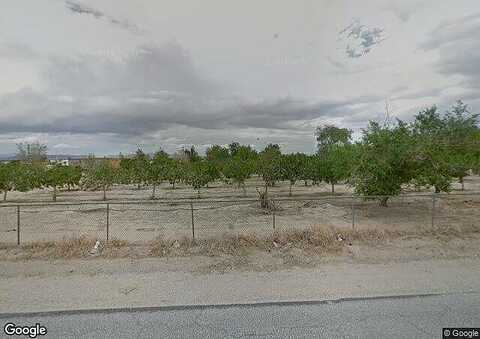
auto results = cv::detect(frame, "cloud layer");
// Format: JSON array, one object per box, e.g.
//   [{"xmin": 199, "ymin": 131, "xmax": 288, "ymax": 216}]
[{"xmin": 0, "ymin": 0, "xmax": 479, "ymax": 155}]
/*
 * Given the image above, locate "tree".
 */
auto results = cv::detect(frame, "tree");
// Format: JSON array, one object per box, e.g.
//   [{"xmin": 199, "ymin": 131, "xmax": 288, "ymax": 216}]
[
  {"xmin": 353, "ymin": 121, "xmax": 415, "ymax": 206},
  {"xmin": 315, "ymin": 125, "xmax": 354, "ymax": 193},
  {"xmin": 182, "ymin": 146, "xmax": 201, "ymax": 162},
  {"xmin": 132, "ymin": 148, "xmax": 150, "ymax": 189},
  {"xmin": 321, "ymin": 145, "xmax": 355, "ymax": 193},
  {"xmin": 206, "ymin": 145, "xmax": 230, "ymax": 173},
  {"xmin": 315, "ymin": 125, "xmax": 352, "ymax": 155},
  {"xmin": 43, "ymin": 165, "xmax": 70, "ymax": 201},
  {"xmin": 204, "ymin": 161, "xmax": 221, "ymax": 187},
  {"xmin": 0, "ymin": 162, "xmax": 34, "ymax": 202},
  {"xmin": 165, "ymin": 159, "xmax": 185, "ymax": 189},
  {"xmin": 228, "ymin": 142, "xmax": 241, "ymax": 157},
  {"xmin": 304, "ymin": 155, "xmax": 323, "ymax": 186},
  {"xmin": 410, "ymin": 106, "xmax": 453, "ymax": 193},
  {"xmin": 147, "ymin": 150, "xmax": 170, "ymax": 199},
  {"xmin": 0, "ymin": 163, "xmax": 12, "ymax": 202},
  {"xmin": 223, "ymin": 156, "xmax": 256, "ymax": 196},
  {"xmin": 185, "ymin": 160, "xmax": 211, "ymax": 198},
  {"xmin": 258, "ymin": 144, "xmax": 282, "ymax": 188},
  {"xmin": 63, "ymin": 166, "xmax": 82, "ymax": 191},
  {"xmin": 442, "ymin": 101, "xmax": 479, "ymax": 190},
  {"xmin": 85, "ymin": 160, "xmax": 116, "ymax": 200},
  {"xmin": 280, "ymin": 153, "xmax": 305, "ymax": 196}
]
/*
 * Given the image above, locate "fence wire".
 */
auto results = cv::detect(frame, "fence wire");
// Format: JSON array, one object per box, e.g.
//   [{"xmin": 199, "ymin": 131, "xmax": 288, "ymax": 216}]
[{"xmin": 0, "ymin": 192, "xmax": 479, "ymax": 245}]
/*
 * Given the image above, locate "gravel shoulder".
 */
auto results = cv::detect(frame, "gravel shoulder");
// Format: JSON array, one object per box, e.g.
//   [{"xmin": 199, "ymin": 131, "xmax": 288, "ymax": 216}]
[{"xmin": 1, "ymin": 236, "xmax": 480, "ymax": 314}]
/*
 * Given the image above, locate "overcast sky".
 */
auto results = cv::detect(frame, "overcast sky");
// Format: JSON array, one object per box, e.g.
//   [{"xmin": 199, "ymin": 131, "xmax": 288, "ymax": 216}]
[{"xmin": 0, "ymin": 0, "xmax": 479, "ymax": 155}]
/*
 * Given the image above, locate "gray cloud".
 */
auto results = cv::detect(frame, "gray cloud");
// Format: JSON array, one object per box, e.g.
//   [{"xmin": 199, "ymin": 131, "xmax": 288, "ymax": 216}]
[
  {"xmin": 384, "ymin": 1, "xmax": 423, "ymax": 22},
  {"xmin": 65, "ymin": 0, "xmax": 143, "ymax": 34},
  {"xmin": 339, "ymin": 19, "xmax": 385, "ymax": 58},
  {"xmin": 0, "ymin": 42, "xmax": 382, "ymax": 137},
  {"xmin": 421, "ymin": 13, "xmax": 480, "ymax": 50},
  {"xmin": 423, "ymin": 13, "xmax": 480, "ymax": 91},
  {"xmin": 0, "ymin": 42, "xmax": 39, "ymax": 60}
]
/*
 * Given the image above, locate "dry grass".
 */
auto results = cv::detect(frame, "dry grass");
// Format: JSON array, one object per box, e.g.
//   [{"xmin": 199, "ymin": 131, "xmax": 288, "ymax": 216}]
[
  {"xmin": 3, "ymin": 236, "xmax": 96, "ymax": 260},
  {"xmin": 0, "ymin": 222, "xmax": 478, "ymax": 261}
]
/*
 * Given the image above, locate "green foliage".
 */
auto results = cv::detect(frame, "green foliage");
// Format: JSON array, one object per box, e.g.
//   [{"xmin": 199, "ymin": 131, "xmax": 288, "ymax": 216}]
[
  {"xmin": 223, "ymin": 156, "xmax": 256, "ymax": 196},
  {"xmin": 118, "ymin": 158, "xmax": 135, "ymax": 184},
  {"xmin": 410, "ymin": 102, "xmax": 479, "ymax": 192},
  {"xmin": 206, "ymin": 145, "xmax": 230, "ymax": 173},
  {"xmin": 228, "ymin": 142, "xmax": 240, "ymax": 156},
  {"xmin": 280, "ymin": 153, "xmax": 306, "ymax": 196},
  {"xmin": 43, "ymin": 165, "xmax": 73, "ymax": 201},
  {"xmin": 315, "ymin": 125, "xmax": 352, "ymax": 155},
  {"xmin": 147, "ymin": 150, "xmax": 170, "ymax": 198},
  {"xmin": 322, "ymin": 144, "xmax": 357, "ymax": 193},
  {"xmin": 410, "ymin": 106, "xmax": 453, "ymax": 193},
  {"xmin": 234, "ymin": 144, "xmax": 258, "ymax": 161},
  {"xmin": 165, "ymin": 159, "xmax": 185, "ymax": 189},
  {"xmin": 185, "ymin": 160, "xmax": 212, "ymax": 197},
  {"xmin": 443, "ymin": 101, "xmax": 479, "ymax": 189},
  {"xmin": 0, "ymin": 162, "xmax": 35, "ymax": 201},
  {"xmin": 303, "ymin": 155, "xmax": 323, "ymax": 185},
  {"xmin": 132, "ymin": 148, "xmax": 150, "ymax": 187},
  {"xmin": 258, "ymin": 144, "xmax": 282, "ymax": 188},
  {"xmin": 353, "ymin": 121, "xmax": 415, "ymax": 206},
  {"xmin": 64, "ymin": 166, "xmax": 82, "ymax": 190},
  {"xmin": 182, "ymin": 146, "xmax": 201, "ymax": 162},
  {"xmin": 85, "ymin": 160, "xmax": 116, "ymax": 200}
]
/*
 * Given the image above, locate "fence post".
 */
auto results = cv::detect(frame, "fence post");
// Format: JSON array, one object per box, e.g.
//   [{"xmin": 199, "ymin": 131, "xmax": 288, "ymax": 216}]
[
  {"xmin": 431, "ymin": 193, "xmax": 436, "ymax": 228},
  {"xmin": 106, "ymin": 203, "xmax": 110, "ymax": 243},
  {"xmin": 351, "ymin": 198, "xmax": 355, "ymax": 231},
  {"xmin": 17, "ymin": 205, "xmax": 20, "ymax": 245},
  {"xmin": 190, "ymin": 202, "xmax": 195, "ymax": 240},
  {"xmin": 272, "ymin": 200, "xmax": 276, "ymax": 231}
]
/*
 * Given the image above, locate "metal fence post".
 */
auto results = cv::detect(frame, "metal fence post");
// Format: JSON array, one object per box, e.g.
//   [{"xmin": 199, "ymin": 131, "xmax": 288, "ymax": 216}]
[
  {"xmin": 431, "ymin": 193, "xmax": 436, "ymax": 228},
  {"xmin": 190, "ymin": 202, "xmax": 195, "ymax": 240},
  {"xmin": 17, "ymin": 205, "xmax": 20, "ymax": 245},
  {"xmin": 351, "ymin": 198, "xmax": 355, "ymax": 231},
  {"xmin": 272, "ymin": 200, "xmax": 276, "ymax": 231},
  {"xmin": 106, "ymin": 203, "xmax": 110, "ymax": 243}
]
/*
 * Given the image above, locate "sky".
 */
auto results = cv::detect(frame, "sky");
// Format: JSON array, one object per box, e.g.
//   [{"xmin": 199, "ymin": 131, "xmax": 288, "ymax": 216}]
[{"xmin": 0, "ymin": 0, "xmax": 479, "ymax": 155}]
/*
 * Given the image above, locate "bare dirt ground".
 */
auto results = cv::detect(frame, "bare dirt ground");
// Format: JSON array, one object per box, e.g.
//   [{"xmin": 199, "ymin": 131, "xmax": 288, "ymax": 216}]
[
  {"xmin": 0, "ymin": 176, "xmax": 479, "ymax": 244},
  {"xmin": 2, "ymin": 175, "xmax": 480, "ymax": 203}
]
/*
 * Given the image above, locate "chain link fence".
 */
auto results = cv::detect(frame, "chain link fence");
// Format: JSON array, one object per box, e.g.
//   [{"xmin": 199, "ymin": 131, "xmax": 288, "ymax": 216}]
[{"xmin": 1, "ymin": 192, "xmax": 479, "ymax": 245}]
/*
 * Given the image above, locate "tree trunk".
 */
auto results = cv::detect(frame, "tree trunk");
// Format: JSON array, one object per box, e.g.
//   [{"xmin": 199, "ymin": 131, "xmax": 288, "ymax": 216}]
[
  {"xmin": 379, "ymin": 196, "xmax": 389, "ymax": 207},
  {"xmin": 434, "ymin": 186, "xmax": 440, "ymax": 194},
  {"xmin": 53, "ymin": 186, "xmax": 57, "ymax": 202},
  {"xmin": 460, "ymin": 177, "xmax": 465, "ymax": 191},
  {"xmin": 103, "ymin": 185, "xmax": 107, "ymax": 201},
  {"xmin": 331, "ymin": 183, "xmax": 335, "ymax": 193},
  {"xmin": 242, "ymin": 182, "xmax": 247, "ymax": 197},
  {"xmin": 289, "ymin": 182, "xmax": 293, "ymax": 196},
  {"xmin": 3, "ymin": 190, "xmax": 7, "ymax": 202},
  {"xmin": 172, "ymin": 182, "xmax": 176, "ymax": 190},
  {"xmin": 304, "ymin": 180, "xmax": 308, "ymax": 187},
  {"xmin": 151, "ymin": 184, "xmax": 156, "ymax": 199}
]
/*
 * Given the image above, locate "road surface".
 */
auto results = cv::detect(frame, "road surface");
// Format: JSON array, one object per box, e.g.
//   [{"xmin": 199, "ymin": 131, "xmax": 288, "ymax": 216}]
[{"xmin": 1, "ymin": 292, "xmax": 479, "ymax": 338}]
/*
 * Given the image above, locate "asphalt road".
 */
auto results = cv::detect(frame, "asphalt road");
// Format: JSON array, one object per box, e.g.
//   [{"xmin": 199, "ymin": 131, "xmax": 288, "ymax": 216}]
[{"xmin": 1, "ymin": 293, "xmax": 479, "ymax": 338}]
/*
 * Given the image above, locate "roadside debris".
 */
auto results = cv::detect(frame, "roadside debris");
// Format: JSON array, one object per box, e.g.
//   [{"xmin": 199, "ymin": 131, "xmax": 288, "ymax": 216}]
[{"xmin": 89, "ymin": 240, "xmax": 103, "ymax": 256}]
